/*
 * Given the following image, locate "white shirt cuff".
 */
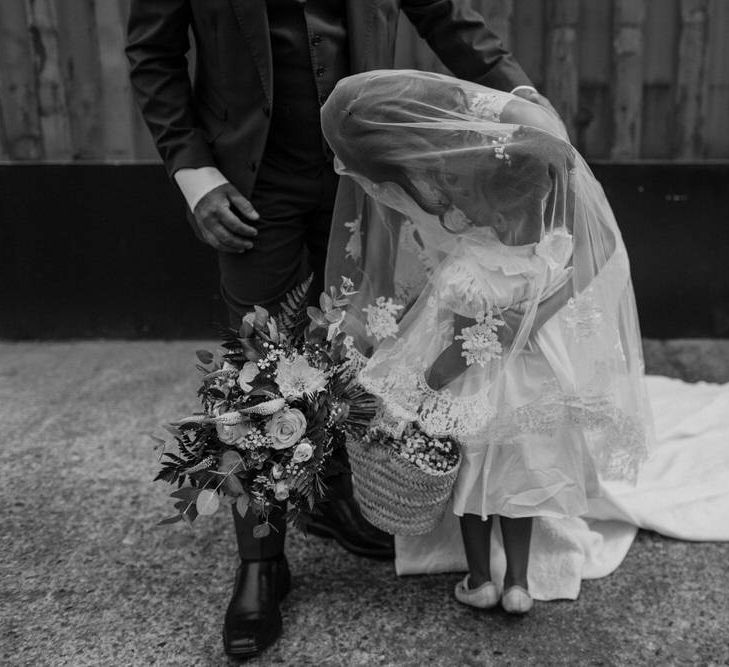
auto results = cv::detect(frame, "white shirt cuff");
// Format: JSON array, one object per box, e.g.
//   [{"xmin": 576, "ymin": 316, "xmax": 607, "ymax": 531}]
[
  {"xmin": 510, "ymin": 85, "xmax": 539, "ymax": 96},
  {"xmin": 174, "ymin": 166, "xmax": 230, "ymax": 211}
]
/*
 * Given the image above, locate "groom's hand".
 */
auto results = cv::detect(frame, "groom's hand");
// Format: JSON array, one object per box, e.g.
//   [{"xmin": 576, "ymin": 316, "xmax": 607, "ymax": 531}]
[
  {"xmin": 511, "ymin": 88, "xmax": 558, "ymax": 118},
  {"xmin": 511, "ymin": 88, "xmax": 569, "ymax": 138},
  {"xmin": 192, "ymin": 183, "xmax": 260, "ymax": 253}
]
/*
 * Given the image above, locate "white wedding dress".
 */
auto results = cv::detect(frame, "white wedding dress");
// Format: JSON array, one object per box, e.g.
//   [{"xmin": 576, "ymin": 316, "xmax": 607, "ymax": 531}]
[{"xmin": 396, "ymin": 375, "xmax": 729, "ymax": 599}]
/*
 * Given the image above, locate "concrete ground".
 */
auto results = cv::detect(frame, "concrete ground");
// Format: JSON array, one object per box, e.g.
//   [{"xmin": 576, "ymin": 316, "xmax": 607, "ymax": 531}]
[{"xmin": 1, "ymin": 340, "xmax": 728, "ymax": 667}]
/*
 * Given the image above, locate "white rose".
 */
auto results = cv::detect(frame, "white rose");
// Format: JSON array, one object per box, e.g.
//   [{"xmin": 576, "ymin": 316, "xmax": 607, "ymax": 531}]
[
  {"xmin": 265, "ymin": 408, "xmax": 307, "ymax": 449},
  {"xmin": 291, "ymin": 440, "xmax": 314, "ymax": 464}
]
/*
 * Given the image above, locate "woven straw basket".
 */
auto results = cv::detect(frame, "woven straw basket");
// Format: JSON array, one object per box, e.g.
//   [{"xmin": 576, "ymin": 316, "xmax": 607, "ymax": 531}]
[{"xmin": 345, "ymin": 437, "xmax": 461, "ymax": 536}]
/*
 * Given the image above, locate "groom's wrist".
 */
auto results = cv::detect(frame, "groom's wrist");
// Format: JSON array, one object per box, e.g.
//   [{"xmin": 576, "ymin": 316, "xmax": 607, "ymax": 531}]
[{"xmin": 174, "ymin": 166, "xmax": 230, "ymax": 212}]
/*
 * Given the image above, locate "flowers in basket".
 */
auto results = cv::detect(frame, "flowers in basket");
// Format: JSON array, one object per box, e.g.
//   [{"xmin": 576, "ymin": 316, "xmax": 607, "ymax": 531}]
[
  {"xmin": 365, "ymin": 420, "xmax": 461, "ymax": 475},
  {"xmin": 154, "ymin": 276, "xmax": 377, "ymax": 537},
  {"xmin": 391, "ymin": 425, "xmax": 460, "ymax": 475}
]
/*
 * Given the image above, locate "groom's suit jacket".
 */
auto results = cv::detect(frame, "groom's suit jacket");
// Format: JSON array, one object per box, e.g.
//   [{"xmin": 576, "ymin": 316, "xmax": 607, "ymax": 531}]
[{"xmin": 126, "ymin": 0, "xmax": 533, "ymax": 199}]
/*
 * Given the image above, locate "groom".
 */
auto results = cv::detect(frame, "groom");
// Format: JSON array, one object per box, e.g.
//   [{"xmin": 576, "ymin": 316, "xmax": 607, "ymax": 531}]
[{"xmin": 127, "ymin": 0, "xmax": 558, "ymax": 658}]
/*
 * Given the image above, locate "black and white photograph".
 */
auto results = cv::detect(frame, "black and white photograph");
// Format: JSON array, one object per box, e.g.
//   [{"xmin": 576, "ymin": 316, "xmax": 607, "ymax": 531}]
[{"xmin": 1, "ymin": 0, "xmax": 728, "ymax": 665}]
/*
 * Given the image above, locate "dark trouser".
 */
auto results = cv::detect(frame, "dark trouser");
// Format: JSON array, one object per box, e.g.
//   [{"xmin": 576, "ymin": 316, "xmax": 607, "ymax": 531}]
[
  {"xmin": 219, "ymin": 159, "xmax": 338, "ymax": 321},
  {"xmin": 220, "ymin": 158, "xmax": 339, "ymax": 559}
]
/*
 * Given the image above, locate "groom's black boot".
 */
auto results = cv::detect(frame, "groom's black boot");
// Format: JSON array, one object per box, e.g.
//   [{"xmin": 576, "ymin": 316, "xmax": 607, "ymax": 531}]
[
  {"xmin": 223, "ymin": 506, "xmax": 289, "ymax": 660},
  {"xmin": 307, "ymin": 467, "xmax": 394, "ymax": 560}
]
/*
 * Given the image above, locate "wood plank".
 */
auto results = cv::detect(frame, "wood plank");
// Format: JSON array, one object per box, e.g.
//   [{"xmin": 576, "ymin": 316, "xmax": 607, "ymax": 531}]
[
  {"xmin": 577, "ymin": 0, "xmax": 612, "ymax": 158},
  {"xmin": 24, "ymin": 0, "xmax": 73, "ymax": 160},
  {"xmin": 611, "ymin": 0, "xmax": 646, "ymax": 159},
  {"xmin": 0, "ymin": 94, "xmax": 9, "ymax": 159},
  {"xmin": 115, "ymin": 0, "xmax": 158, "ymax": 160},
  {"xmin": 544, "ymin": 0, "xmax": 580, "ymax": 140},
  {"xmin": 641, "ymin": 0, "xmax": 679, "ymax": 158},
  {"xmin": 53, "ymin": 0, "xmax": 104, "ymax": 160},
  {"xmin": 702, "ymin": 0, "xmax": 729, "ymax": 158},
  {"xmin": 511, "ymin": 0, "xmax": 545, "ymax": 89},
  {"xmin": 0, "ymin": 0, "xmax": 43, "ymax": 159},
  {"xmin": 94, "ymin": 0, "xmax": 136, "ymax": 160},
  {"xmin": 675, "ymin": 0, "xmax": 710, "ymax": 159}
]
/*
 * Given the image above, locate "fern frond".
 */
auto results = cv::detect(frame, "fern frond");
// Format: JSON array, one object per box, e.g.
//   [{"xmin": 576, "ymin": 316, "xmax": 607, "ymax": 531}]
[{"xmin": 276, "ymin": 273, "xmax": 314, "ymax": 340}]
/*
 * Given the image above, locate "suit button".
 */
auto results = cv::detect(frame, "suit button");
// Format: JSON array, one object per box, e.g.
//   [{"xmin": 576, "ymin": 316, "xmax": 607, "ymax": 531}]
[
  {"xmin": 262, "ymin": 105, "xmax": 270, "ymax": 117},
  {"xmin": 311, "ymin": 34, "xmax": 322, "ymax": 46},
  {"xmin": 316, "ymin": 66, "xmax": 326, "ymax": 77},
  {"xmin": 249, "ymin": 161, "xmax": 257, "ymax": 172}
]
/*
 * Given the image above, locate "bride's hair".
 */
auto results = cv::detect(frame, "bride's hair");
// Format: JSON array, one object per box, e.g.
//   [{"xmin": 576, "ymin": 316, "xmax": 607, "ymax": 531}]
[
  {"xmin": 323, "ymin": 72, "xmax": 574, "ymax": 228},
  {"xmin": 327, "ymin": 105, "xmax": 568, "ymax": 239}
]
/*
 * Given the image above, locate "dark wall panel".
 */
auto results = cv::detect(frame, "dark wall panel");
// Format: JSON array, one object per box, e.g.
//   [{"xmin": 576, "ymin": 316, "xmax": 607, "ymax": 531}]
[
  {"xmin": 1, "ymin": 163, "xmax": 727, "ymax": 339},
  {"xmin": 0, "ymin": 164, "xmax": 222, "ymax": 338}
]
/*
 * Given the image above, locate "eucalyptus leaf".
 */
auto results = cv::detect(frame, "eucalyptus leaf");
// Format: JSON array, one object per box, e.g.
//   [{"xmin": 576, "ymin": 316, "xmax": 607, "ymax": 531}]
[
  {"xmin": 224, "ymin": 474, "xmax": 245, "ymax": 496},
  {"xmin": 253, "ymin": 306, "xmax": 269, "ymax": 328},
  {"xmin": 196, "ymin": 489, "xmax": 220, "ymax": 516},
  {"xmin": 235, "ymin": 493, "xmax": 250, "ymax": 518},
  {"xmin": 220, "ymin": 450, "xmax": 243, "ymax": 473},
  {"xmin": 253, "ymin": 523, "xmax": 270, "ymax": 539},
  {"xmin": 196, "ymin": 349, "xmax": 214, "ymax": 364},
  {"xmin": 158, "ymin": 515, "xmax": 183, "ymax": 526},
  {"xmin": 319, "ymin": 292, "xmax": 333, "ymax": 312},
  {"xmin": 307, "ymin": 306, "xmax": 326, "ymax": 324},
  {"xmin": 241, "ymin": 339, "xmax": 261, "ymax": 361},
  {"xmin": 239, "ymin": 319, "xmax": 254, "ymax": 339},
  {"xmin": 170, "ymin": 487, "xmax": 201, "ymax": 502}
]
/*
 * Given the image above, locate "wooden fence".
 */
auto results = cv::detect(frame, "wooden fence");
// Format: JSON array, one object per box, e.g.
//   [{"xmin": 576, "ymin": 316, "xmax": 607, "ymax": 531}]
[{"xmin": 1, "ymin": 0, "xmax": 728, "ymax": 163}]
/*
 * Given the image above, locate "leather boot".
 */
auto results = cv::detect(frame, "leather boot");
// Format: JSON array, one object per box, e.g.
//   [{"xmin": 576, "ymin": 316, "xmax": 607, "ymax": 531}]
[
  {"xmin": 307, "ymin": 470, "xmax": 394, "ymax": 560},
  {"xmin": 223, "ymin": 506, "xmax": 289, "ymax": 660}
]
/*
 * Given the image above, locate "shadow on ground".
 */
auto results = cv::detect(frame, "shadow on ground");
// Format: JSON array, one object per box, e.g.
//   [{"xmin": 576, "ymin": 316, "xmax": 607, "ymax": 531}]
[{"xmin": 1, "ymin": 341, "xmax": 728, "ymax": 666}]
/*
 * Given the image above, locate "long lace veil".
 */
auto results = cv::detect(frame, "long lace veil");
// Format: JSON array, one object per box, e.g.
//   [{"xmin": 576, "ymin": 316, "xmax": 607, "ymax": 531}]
[{"xmin": 321, "ymin": 70, "xmax": 652, "ymax": 482}]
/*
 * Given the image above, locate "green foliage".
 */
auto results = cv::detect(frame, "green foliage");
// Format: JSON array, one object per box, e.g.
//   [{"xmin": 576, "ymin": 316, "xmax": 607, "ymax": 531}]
[{"xmin": 277, "ymin": 273, "xmax": 314, "ymax": 342}]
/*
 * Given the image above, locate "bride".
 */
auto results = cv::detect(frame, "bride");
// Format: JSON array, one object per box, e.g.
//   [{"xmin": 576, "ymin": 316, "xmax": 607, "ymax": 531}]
[{"xmin": 319, "ymin": 70, "xmax": 729, "ymax": 607}]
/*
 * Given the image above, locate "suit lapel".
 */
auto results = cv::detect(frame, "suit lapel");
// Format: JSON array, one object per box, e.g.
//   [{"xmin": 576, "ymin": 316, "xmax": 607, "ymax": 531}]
[{"xmin": 229, "ymin": 0, "xmax": 273, "ymax": 102}]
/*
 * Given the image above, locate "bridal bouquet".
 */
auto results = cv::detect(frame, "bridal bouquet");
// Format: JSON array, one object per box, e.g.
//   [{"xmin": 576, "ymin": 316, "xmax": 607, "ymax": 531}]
[{"xmin": 154, "ymin": 277, "xmax": 377, "ymax": 536}]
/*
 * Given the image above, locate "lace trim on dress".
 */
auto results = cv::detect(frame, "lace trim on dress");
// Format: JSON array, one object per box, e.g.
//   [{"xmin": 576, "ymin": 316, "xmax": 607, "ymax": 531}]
[
  {"xmin": 361, "ymin": 359, "xmax": 647, "ymax": 482},
  {"xmin": 359, "ymin": 363, "xmax": 496, "ymax": 438},
  {"xmin": 485, "ymin": 379, "xmax": 648, "ymax": 482}
]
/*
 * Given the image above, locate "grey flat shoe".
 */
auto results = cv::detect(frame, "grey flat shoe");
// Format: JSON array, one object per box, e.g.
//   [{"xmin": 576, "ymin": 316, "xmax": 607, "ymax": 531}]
[
  {"xmin": 501, "ymin": 585, "xmax": 533, "ymax": 614},
  {"xmin": 454, "ymin": 575, "xmax": 499, "ymax": 609}
]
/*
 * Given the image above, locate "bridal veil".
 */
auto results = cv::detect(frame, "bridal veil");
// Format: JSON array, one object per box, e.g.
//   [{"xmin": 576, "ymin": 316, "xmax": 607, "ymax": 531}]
[{"xmin": 321, "ymin": 70, "xmax": 652, "ymax": 490}]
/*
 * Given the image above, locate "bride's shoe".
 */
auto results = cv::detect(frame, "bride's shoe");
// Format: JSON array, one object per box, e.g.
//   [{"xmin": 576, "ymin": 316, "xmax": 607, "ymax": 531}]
[
  {"xmin": 454, "ymin": 575, "xmax": 499, "ymax": 609},
  {"xmin": 501, "ymin": 585, "xmax": 533, "ymax": 614}
]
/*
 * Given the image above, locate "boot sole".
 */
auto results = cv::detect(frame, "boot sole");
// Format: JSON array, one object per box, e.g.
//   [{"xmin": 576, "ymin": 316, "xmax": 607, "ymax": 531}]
[{"xmin": 306, "ymin": 521, "xmax": 394, "ymax": 560}]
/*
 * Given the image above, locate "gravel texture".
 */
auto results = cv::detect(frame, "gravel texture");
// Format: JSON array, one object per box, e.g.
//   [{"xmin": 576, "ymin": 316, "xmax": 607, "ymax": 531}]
[{"xmin": 1, "ymin": 340, "xmax": 728, "ymax": 666}]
